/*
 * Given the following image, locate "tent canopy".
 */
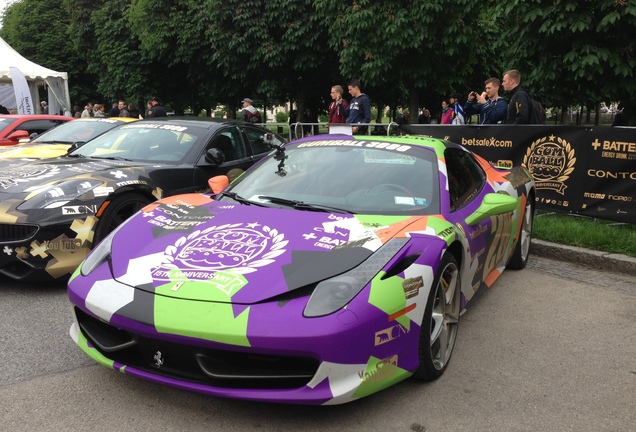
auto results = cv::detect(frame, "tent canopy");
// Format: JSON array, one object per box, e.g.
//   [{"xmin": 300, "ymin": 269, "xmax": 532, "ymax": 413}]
[{"xmin": 0, "ymin": 36, "xmax": 72, "ymax": 116}]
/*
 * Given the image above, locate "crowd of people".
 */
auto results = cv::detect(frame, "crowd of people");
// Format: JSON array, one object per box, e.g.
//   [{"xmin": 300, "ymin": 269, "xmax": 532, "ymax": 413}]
[
  {"xmin": 325, "ymin": 69, "xmax": 545, "ymax": 130},
  {"xmin": 413, "ymin": 69, "xmax": 536, "ymax": 125},
  {"xmin": 72, "ymin": 97, "xmax": 166, "ymax": 119},
  {"xmin": 60, "ymin": 68, "xmax": 624, "ymax": 128}
]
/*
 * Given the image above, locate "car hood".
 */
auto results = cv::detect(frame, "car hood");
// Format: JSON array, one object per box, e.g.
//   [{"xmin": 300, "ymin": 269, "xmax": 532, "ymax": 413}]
[
  {"xmin": 0, "ymin": 157, "xmax": 152, "ymax": 196},
  {"xmin": 0, "ymin": 142, "xmax": 70, "ymax": 161},
  {"xmin": 109, "ymin": 195, "xmax": 420, "ymax": 304}
]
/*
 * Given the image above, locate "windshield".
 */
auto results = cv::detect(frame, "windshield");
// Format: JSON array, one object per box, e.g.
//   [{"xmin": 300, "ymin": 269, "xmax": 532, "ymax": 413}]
[
  {"xmin": 0, "ymin": 117, "xmax": 17, "ymax": 133},
  {"xmin": 222, "ymin": 142, "xmax": 440, "ymax": 215},
  {"xmin": 69, "ymin": 123, "xmax": 201, "ymax": 162},
  {"xmin": 32, "ymin": 119, "xmax": 124, "ymax": 144}
]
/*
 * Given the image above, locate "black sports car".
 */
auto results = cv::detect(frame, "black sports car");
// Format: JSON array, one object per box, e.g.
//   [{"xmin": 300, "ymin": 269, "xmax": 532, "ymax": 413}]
[{"xmin": 0, "ymin": 117, "xmax": 283, "ymax": 281}]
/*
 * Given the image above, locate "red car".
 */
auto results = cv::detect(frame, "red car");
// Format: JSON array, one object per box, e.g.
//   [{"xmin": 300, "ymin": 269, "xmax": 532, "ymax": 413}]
[{"xmin": 0, "ymin": 114, "xmax": 72, "ymax": 146}]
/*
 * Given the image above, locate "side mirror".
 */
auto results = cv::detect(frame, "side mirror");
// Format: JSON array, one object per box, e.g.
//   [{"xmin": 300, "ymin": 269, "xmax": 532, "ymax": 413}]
[
  {"xmin": 208, "ymin": 175, "xmax": 229, "ymax": 194},
  {"xmin": 7, "ymin": 130, "xmax": 30, "ymax": 140},
  {"xmin": 465, "ymin": 193, "xmax": 519, "ymax": 226},
  {"xmin": 66, "ymin": 141, "xmax": 86, "ymax": 154},
  {"xmin": 205, "ymin": 148, "xmax": 226, "ymax": 165}
]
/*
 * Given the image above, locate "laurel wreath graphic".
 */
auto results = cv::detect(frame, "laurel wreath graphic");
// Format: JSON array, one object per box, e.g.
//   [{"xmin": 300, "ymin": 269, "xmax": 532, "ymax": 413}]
[
  {"xmin": 523, "ymin": 136, "xmax": 576, "ymax": 182},
  {"xmin": 160, "ymin": 223, "xmax": 288, "ymax": 275},
  {"xmin": 4, "ymin": 165, "xmax": 61, "ymax": 186}
]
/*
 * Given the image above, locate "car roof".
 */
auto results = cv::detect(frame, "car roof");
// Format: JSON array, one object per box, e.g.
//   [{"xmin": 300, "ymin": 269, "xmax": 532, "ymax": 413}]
[
  {"xmin": 289, "ymin": 134, "xmax": 456, "ymax": 157},
  {"xmin": 0, "ymin": 114, "xmax": 73, "ymax": 120},
  {"xmin": 134, "ymin": 116, "xmax": 259, "ymax": 129},
  {"xmin": 72, "ymin": 117, "xmax": 138, "ymax": 123}
]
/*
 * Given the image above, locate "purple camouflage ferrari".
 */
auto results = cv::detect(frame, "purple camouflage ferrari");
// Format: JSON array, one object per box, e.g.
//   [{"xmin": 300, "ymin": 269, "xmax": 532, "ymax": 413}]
[{"xmin": 68, "ymin": 134, "xmax": 535, "ymax": 405}]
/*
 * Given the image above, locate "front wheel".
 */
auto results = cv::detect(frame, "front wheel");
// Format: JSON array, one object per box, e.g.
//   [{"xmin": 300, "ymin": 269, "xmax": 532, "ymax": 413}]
[
  {"xmin": 94, "ymin": 193, "xmax": 151, "ymax": 244},
  {"xmin": 413, "ymin": 252, "xmax": 461, "ymax": 381}
]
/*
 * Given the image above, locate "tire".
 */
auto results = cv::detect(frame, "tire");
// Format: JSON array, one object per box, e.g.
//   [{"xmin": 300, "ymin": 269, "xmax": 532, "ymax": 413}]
[
  {"xmin": 94, "ymin": 193, "xmax": 151, "ymax": 244},
  {"xmin": 413, "ymin": 252, "xmax": 461, "ymax": 381},
  {"xmin": 507, "ymin": 198, "xmax": 534, "ymax": 270}
]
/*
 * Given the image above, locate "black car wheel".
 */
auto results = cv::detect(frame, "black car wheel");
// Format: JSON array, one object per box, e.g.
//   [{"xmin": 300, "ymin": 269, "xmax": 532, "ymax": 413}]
[
  {"xmin": 94, "ymin": 193, "xmax": 152, "ymax": 244},
  {"xmin": 506, "ymin": 198, "xmax": 534, "ymax": 270},
  {"xmin": 414, "ymin": 252, "xmax": 461, "ymax": 381}
]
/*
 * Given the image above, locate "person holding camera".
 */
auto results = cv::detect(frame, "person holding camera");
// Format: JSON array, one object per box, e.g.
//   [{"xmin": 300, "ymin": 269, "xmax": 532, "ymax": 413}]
[{"xmin": 464, "ymin": 77, "xmax": 508, "ymax": 124}]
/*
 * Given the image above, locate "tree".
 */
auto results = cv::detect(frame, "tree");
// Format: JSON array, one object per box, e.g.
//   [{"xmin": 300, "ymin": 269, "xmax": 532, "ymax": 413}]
[
  {"xmin": 492, "ymin": 0, "xmax": 636, "ymax": 125},
  {"xmin": 1, "ymin": 0, "xmax": 92, "ymax": 105},
  {"xmin": 314, "ymin": 0, "xmax": 484, "ymax": 123},
  {"xmin": 203, "ymin": 0, "xmax": 337, "ymax": 120}
]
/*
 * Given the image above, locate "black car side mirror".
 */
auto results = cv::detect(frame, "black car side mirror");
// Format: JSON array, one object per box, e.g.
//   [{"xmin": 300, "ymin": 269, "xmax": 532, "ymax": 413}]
[{"xmin": 205, "ymin": 148, "xmax": 226, "ymax": 165}]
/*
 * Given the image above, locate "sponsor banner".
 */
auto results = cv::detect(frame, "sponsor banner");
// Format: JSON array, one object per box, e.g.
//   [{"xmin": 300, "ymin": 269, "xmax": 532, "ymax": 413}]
[
  {"xmin": 399, "ymin": 125, "xmax": 635, "ymax": 224},
  {"xmin": 9, "ymin": 66, "xmax": 35, "ymax": 115}
]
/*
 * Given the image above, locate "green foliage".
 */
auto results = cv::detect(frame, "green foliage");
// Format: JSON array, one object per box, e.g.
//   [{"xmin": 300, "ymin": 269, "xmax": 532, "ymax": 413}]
[
  {"xmin": 275, "ymin": 111, "xmax": 289, "ymax": 123},
  {"xmin": 534, "ymin": 212, "xmax": 636, "ymax": 257},
  {"xmin": 3, "ymin": 0, "xmax": 636, "ymax": 125},
  {"xmin": 492, "ymin": 0, "xmax": 636, "ymax": 118},
  {"xmin": 314, "ymin": 0, "xmax": 483, "ymax": 120},
  {"xmin": 1, "ymin": 0, "xmax": 88, "ymax": 103}
]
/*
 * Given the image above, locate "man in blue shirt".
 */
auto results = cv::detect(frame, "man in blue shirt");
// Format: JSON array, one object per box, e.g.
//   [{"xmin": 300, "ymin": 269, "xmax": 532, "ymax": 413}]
[
  {"xmin": 344, "ymin": 79, "xmax": 372, "ymax": 134},
  {"xmin": 464, "ymin": 77, "xmax": 508, "ymax": 124}
]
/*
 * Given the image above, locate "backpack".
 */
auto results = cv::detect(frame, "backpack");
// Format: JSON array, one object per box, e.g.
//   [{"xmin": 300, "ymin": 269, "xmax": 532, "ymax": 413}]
[
  {"xmin": 247, "ymin": 110, "xmax": 261, "ymax": 123},
  {"xmin": 521, "ymin": 91, "xmax": 546, "ymax": 124},
  {"xmin": 530, "ymin": 97, "xmax": 546, "ymax": 124}
]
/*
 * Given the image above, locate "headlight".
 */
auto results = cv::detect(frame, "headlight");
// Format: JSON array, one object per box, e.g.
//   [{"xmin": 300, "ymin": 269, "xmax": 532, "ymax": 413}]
[
  {"xmin": 304, "ymin": 238, "xmax": 409, "ymax": 317},
  {"xmin": 18, "ymin": 179, "xmax": 102, "ymax": 210},
  {"xmin": 80, "ymin": 222, "xmax": 125, "ymax": 276}
]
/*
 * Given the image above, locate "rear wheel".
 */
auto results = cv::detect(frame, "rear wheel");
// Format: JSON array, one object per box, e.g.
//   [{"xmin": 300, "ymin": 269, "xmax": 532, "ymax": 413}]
[
  {"xmin": 414, "ymin": 253, "xmax": 461, "ymax": 381},
  {"xmin": 507, "ymin": 198, "xmax": 534, "ymax": 270},
  {"xmin": 94, "ymin": 193, "xmax": 151, "ymax": 244}
]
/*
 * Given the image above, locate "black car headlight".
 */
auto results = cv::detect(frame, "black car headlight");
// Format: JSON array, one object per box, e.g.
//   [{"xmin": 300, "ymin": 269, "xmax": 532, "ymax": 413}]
[
  {"xmin": 18, "ymin": 179, "xmax": 102, "ymax": 210},
  {"xmin": 304, "ymin": 238, "xmax": 409, "ymax": 317}
]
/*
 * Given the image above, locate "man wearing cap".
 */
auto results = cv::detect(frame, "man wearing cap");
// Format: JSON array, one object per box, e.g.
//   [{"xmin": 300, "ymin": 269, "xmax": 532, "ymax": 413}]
[
  {"xmin": 147, "ymin": 97, "xmax": 167, "ymax": 118},
  {"xmin": 240, "ymin": 98, "xmax": 261, "ymax": 123},
  {"xmin": 449, "ymin": 93, "xmax": 465, "ymax": 124}
]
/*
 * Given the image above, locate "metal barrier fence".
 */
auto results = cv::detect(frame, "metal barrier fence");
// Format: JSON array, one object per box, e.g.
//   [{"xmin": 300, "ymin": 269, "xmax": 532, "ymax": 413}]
[{"xmin": 258, "ymin": 122, "xmax": 400, "ymax": 142}]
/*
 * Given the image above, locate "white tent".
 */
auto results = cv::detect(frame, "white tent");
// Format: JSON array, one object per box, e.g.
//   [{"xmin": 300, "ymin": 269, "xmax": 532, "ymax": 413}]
[{"xmin": 0, "ymin": 36, "xmax": 72, "ymax": 116}]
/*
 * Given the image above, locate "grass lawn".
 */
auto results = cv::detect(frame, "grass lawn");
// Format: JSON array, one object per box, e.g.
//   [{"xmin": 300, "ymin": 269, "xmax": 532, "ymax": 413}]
[{"xmin": 533, "ymin": 211, "xmax": 636, "ymax": 258}]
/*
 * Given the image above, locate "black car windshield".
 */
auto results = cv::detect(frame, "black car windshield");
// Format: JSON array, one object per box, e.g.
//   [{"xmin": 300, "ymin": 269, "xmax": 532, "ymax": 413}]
[
  {"xmin": 221, "ymin": 143, "xmax": 440, "ymax": 215},
  {"xmin": 32, "ymin": 119, "xmax": 126, "ymax": 144},
  {"xmin": 69, "ymin": 123, "xmax": 200, "ymax": 162}
]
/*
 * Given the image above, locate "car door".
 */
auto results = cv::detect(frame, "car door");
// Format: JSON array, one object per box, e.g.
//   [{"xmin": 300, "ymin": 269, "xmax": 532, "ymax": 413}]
[
  {"xmin": 442, "ymin": 148, "xmax": 502, "ymax": 289},
  {"xmin": 193, "ymin": 126, "xmax": 256, "ymax": 188}
]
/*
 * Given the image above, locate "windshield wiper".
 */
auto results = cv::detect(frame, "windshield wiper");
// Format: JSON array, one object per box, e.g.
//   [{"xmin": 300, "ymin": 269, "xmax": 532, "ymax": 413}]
[
  {"xmin": 92, "ymin": 156, "xmax": 134, "ymax": 161},
  {"xmin": 219, "ymin": 191, "xmax": 261, "ymax": 206},
  {"xmin": 33, "ymin": 140, "xmax": 73, "ymax": 144},
  {"xmin": 257, "ymin": 195, "xmax": 352, "ymax": 214},
  {"xmin": 31, "ymin": 140, "xmax": 73, "ymax": 144},
  {"xmin": 66, "ymin": 153, "xmax": 86, "ymax": 158}
]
